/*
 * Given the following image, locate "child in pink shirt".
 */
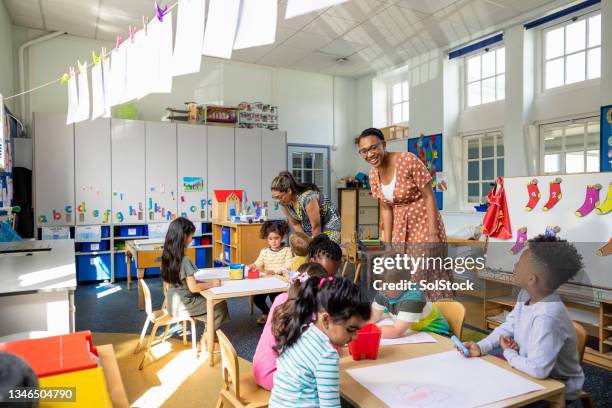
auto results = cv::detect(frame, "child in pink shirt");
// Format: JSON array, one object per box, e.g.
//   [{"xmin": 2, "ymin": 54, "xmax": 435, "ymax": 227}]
[{"xmin": 252, "ymin": 262, "xmax": 328, "ymax": 390}]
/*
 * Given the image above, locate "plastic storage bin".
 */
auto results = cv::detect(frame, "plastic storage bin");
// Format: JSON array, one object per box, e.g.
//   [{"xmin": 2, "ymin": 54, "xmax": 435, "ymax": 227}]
[
  {"xmin": 348, "ymin": 323, "xmax": 382, "ymax": 361},
  {"xmin": 221, "ymin": 226, "xmax": 231, "ymax": 245},
  {"xmin": 118, "ymin": 225, "xmax": 145, "ymax": 237},
  {"xmin": 113, "ymin": 253, "xmax": 136, "ymax": 279},
  {"xmin": 101, "ymin": 226, "xmax": 111, "ymax": 238},
  {"xmin": 81, "ymin": 241, "xmax": 110, "ymax": 252},
  {"xmin": 224, "ymin": 246, "xmax": 231, "ymax": 263},
  {"xmin": 76, "ymin": 254, "xmax": 111, "ymax": 282},
  {"xmin": 195, "ymin": 248, "xmax": 207, "ymax": 268}
]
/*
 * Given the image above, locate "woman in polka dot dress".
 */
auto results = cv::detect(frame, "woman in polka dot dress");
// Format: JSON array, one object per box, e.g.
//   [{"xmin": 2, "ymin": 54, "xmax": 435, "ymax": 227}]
[{"xmin": 358, "ymin": 128, "xmax": 452, "ymax": 300}]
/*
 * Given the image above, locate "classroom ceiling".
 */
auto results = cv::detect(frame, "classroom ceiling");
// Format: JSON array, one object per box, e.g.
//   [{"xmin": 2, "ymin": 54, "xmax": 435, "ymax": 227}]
[{"xmin": 5, "ymin": 0, "xmax": 565, "ymax": 78}]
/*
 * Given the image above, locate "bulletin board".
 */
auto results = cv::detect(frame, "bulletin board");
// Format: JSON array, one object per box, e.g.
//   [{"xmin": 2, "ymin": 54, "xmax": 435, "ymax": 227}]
[
  {"xmin": 601, "ymin": 105, "xmax": 612, "ymax": 172},
  {"xmin": 408, "ymin": 134, "xmax": 443, "ymax": 210},
  {"xmin": 485, "ymin": 173, "xmax": 612, "ymax": 292}
]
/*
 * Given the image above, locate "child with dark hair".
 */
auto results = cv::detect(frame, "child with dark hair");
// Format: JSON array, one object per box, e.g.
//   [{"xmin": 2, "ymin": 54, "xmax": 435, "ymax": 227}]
[
  {"xmin": 270, "ymin": 276, "xmax": 371, "ymax": 407},
  {"xmin": 308, "ymin": 233, "xmax": 343, "ymax": 275},
  {"xmin": 459, "ymin": 235, "xmax": 585, "ymax": 401},
  {"xmin": 250, "ymin": 220, "xmax": 293, "ymax": 324},
  {"xmin": 288, "ymin": 231, "xmax": 310, "ymax": 271},
  {"xmin": 252, "ymin": 262, "xmax": 328, "ymax": 390},
  {"xmin": 161, "ymin": 218, "xmax": 229, "ymax": 342}
]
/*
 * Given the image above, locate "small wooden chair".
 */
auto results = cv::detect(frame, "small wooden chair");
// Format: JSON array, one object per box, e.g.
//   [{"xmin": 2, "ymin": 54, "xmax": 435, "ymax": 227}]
[
  {"xmin": 135, "ymin": 279, "xmax": 197, "ymax": 370},
  {"xmin": 216, "ymin": 330, "xmax": 270, "ymax": 408},
  {"xmin": 572, "ymin": 322, "xmax": 593, "ymax": 408},
  {"xmin": 341, "ymin": 241, "xmax": 362, "ymax": 285},
  {"xmin": 433, "ymin": 300, "xmax": 466, "ymax": 339}
]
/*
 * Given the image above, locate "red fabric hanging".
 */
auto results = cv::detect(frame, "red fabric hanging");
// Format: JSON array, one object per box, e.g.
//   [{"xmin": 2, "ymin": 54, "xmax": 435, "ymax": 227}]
[{"xmin": 482, "ymin": 176, "xmax": 512, "ymax": 240}]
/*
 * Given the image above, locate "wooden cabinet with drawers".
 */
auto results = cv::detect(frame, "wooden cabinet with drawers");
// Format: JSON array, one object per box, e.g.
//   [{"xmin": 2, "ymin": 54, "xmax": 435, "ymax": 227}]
[{"xmin": 338, "ymin": 188, "xmax": 380, "ymax": 242}]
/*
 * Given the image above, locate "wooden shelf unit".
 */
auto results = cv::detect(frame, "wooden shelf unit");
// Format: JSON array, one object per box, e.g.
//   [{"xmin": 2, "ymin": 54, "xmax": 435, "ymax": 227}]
[
  {"xmin": 338, "ymin": 188, "xmax": 380, "ymax": 242},
  {"xmin": 212, "ymin": 221, "xmax": 268, "ymax": 265}
]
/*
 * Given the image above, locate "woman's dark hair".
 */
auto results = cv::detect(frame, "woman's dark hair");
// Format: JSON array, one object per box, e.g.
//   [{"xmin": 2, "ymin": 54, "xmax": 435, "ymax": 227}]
[
  {"xmin": 259, "ymin": 220, "xmax": 289, "ymax": 239},
  {"xmin": 308, "ymin": 234, "xmax": 342, "ymax": 262},
  {"xmin": 161, "ymin": 217, "xmax": 196, "ymax": 286},
  {"xmin": 272, "ymin": 276, "xmax": 371, "ymax": 353},
  {"xmin": 271, "ymin": 171, "xmax": 319, "ymax": 194},
  {"xmin": 357, "ymin": 128, "xmax": 385, "ymax": 143}
]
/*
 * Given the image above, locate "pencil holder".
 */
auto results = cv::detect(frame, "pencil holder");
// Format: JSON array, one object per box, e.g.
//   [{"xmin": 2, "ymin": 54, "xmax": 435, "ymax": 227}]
[
  {"xmin": 247, "ymin": 267, "xmax": 260, "ymax": 279},
  {"xmin": 348, "ymin": 323, "xmax": 382, "ymax": 361},
  {"xmin": 229, "ymin": 263, "xmax": 245, "ymax": 280}
]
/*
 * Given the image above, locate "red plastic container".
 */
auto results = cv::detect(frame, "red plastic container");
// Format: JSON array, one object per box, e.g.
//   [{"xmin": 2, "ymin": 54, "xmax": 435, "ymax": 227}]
[
  {"xmin": 348, "ymin": 323, "xmax": 382, "ymax": 361},
  {"xmin": 247, "ymin": 267, "xmax": 260, "ymax": 279}
]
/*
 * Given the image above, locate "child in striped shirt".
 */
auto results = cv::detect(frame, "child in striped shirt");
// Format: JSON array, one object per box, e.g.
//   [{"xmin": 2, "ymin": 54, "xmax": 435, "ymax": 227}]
[
  {"xmin": 250, "ymin": 221, "xmax": 293, "ymax": 324},
  {"xmin": 270, "ymin": 276, "xmax": 371, "ymax": 408}
]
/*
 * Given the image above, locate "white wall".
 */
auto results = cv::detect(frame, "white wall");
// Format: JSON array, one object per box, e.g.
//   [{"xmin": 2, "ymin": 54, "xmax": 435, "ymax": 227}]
[{"xmin": 0, "ymin": 1, "xmax": 14, "ymax": 110}]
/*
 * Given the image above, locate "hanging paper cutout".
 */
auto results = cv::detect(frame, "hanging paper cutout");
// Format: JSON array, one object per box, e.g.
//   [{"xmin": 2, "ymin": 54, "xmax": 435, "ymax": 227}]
[
  {"xmin": 173, "ymin": 0, "xmax": 206, "ymax": 76},
  {"xmin": 234, "ymin": 0, "xmax": 277, "ymax": 50},
  {"xmin": 75, "ymin": 63, "xmax": 89, "ymax": 122},
  {"xmin": 109, "ymin": 43, "xmax": 128, "ymax": 106},
  {"xmin": 102, "ymin": 56, "xmax": 112, "ymax": 117},
  {"xmin": 202, "ymin": 0, "xmax": 240, "ymax": 59},
  {"xmin": 136, "ymin": 30, "xmax": 153, "ymax": 99},
  {"xmin": 125, "ymin": 35, "xmax": 141, "ymax": 101},
  {"xmin": 91, "ymin": 63, "xmax": 105, "ymax": 119},
  {"xmin": 66, "ymin": 73, "xmax": 78, "ymax": 125},
  {"xmin": 148, "ymin": 11, "xmax": 173, "ymax": 94}
]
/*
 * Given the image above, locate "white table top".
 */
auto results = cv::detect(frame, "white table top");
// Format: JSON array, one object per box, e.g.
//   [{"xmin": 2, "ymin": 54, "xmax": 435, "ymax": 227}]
[{"xmin": 0, "ymin": 240, "xmax": 77, "ymax": 295}]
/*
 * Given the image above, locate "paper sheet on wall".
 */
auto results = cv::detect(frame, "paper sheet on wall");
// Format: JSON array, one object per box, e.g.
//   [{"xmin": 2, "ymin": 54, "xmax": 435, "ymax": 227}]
[
  {"xmin": 234, "ymin": 0, "xmax": 277, "ymax": 50},
  {"xmin": 102, "ymin": 57, "xmax": 111, "ymax": 117},
  {"xmin": 75, "ymin": 66, "xmax": 89, "ymax": 122},
  {"xmin": 124, "ymin": 41, "xmax": 137, "ymax": 102},
  {"xmin": 195, "ymin": 267, "xmax": 230, "ymax": 281},
  {"xmin": 126, "ymin": 31, "xmax": 149, "ymax": 101},
  {"xmin": 66, "ymin": 74, "xmax": 78, "ymax": 124},
  {"xmin": 347, "ymin": 351, "xmax": 544, "ymax": 408},
  {"xmin": 147, "ymin": 12, "xmax": 173, "ymax": 94},
  {"xmin": 376, "ymin": 318, "xmax": 438, "ymax": 345},
  {"xmin": 91, "ymin": 63, "xmax": 105, "ymax": 119},
  {"xmin": 209, "ymin": 277, "xmax": 288, "ymax": 295},
  {"xmin": 109, "ymin": 43, "xmax": 128, "ymax": 106},
  {"xmin": 172, "ymin": 0, "xmax": 205, "ymax": 76},
  {"xmin": 202, "ymin": 0, "xmax": 240, "ymax": 59},
  {"xmin": 136, "ymin": 30, "xmax": 153, "ymax": 99}
]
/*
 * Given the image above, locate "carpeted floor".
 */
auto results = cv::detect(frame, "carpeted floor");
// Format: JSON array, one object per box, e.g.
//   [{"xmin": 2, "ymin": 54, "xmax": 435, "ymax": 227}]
[{"xmin": 77, "ymin": 277, "xmax": 612, "ymax": 407}]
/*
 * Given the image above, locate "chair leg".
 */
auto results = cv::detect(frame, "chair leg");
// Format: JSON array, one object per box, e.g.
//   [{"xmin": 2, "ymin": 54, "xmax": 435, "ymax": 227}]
[
  {"xmin": 341, "ymin": 258, "xmax": 349, "ymax": 278},
  {"xmin": 354, "ymin": 262, "xmax": 362, "ymax": 285},
  {"xmin": 249, "ymin": 295, "xmax": 254, "ymax": 315},
  {"xmin": 161, "ymin": 325, "xmax": 170, "ymax": 343},
  {"xmin": 182, "ymin": 321, "xmax": 187, "ymax": 346},
  {"xmin": 139, "ymin": 323, "xmax": 159, "ymax": 370},
  {"xmin": 190, "ymin": 320, "xmax": 197, "ymax": 352},
  {"xmin": 215, "ymin": 395, "xmax": 223, "ymax": 408},
  {"xmin": 134, "ymin": 316, "xmax": 151, "ymax": 354},
  {"xmin": 580, "ymin": 392, "xmax": 593, "ymax": 408}
]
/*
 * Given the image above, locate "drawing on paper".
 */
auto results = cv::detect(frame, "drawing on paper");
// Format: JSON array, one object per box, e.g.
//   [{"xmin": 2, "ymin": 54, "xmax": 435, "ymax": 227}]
[
  {"xmin": 183, "ymin": 176, "xmax": 204, "ymax": 192},
  {"xmin": 393, "ymin": 385, "xmax": 451, "ymax": 408}
]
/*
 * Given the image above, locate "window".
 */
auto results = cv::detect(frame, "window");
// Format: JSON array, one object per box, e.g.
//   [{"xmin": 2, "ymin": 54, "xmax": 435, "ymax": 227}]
[
  {"xmin": 464, "ymin": 132, "xmax": 504, "ymax": 204},
  {"xmin": 540, "ymin": 119, "xmax": 600, "ymax": 174},
  {"xmin": 466, "ymin": 47, "xmax": 505, "ymax": 107},
  {"xmin": 389, "ymin": 80, "xmax": 409, "ymax": 124},
  {"xmin": 543, "ymin": 13, "xmax": 601, "ymax": 90},
  {"xmin": 288, "ymin": 145, "xmax": 330, "ymax": 198}
]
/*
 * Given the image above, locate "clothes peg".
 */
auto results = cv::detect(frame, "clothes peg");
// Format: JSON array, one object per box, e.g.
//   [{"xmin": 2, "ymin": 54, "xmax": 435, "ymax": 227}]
[
  {"xmin": 60, "ymin": 73, "xmax": 70, "ymax": 84},
  {"xmin": 91, "ymin": 51, "xmax": 101, "ymax": 65},
  {"xmin": 142, "ymin": 16, "xmax": 148, "ymax": 33},
  {"xmin": 155, "ymin": 2, "xmax": 168, "ymax": 22},
  {"xmin": 115, "ymin": 35, "xmax": 123, "ymax": 50},
  {"xmin": 129, "ymin": 25, "xmax": 136, "ymax": 43}
]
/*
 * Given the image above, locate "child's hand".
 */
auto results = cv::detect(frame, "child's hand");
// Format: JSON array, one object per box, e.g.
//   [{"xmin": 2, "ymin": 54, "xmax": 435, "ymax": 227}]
[
  {"xmin": 499, "ymin": 336, "xmax": 519, "ymax": 352},
  {"xmin": 264, "ymin": 270, "xmax": 275, "ymax": 276},
  {"xmin": 211, "ymin": 279, "xmax": 222, "ymax": 288},
  {"xmin": 457, "ymin": 341, "xmax": 481, "ymax": 357}
]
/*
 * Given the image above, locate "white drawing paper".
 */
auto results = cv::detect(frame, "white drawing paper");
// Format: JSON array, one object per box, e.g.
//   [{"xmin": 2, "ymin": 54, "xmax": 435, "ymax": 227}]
[
  {"xmin": 124, "ymin": 40, "xmax": 138, "ymax": 102},
  {"xmin": 346, "ymin": 350, "xmax": 544, "ymax": 408},
  {"xmin": 202, "ymin": 0, "xmax": 240, "ymax": 59},
  {"xmin": 75, "ymin": 66, "xmax": 90, "ymax": 122},
  {"xmin": 136, "ymin": 30, "xmax": 153, "ymax": 99},
  {"xmin": 195, "ymin": 267, "xmax": 230, "ymax": 281},
  {"xmin": 66, "ymin": 74, "xmax": 78, "ymax": 124},
  {"xmin": 91, "ymin": 63, "xmax": 105, "ymax": 119},
  {"xmin": 209, "ymin": 276, "xmax": 288, "ymax": 295},
  {"xmin": 234, "ymin": 0, "xmax": 277, "ymax": 50},
  {"xmin": 109, "ymin": 43, "xmax": 128, "ymax": 106},
  {"xmin": 172, "ymin": 0, "xmax": 206, "ymax": 76},
  {"xmin": 147, "ymin": 12, "xmax": 173, "ymax": 94},
  {"xmin": 376, "ymin": 318, "xmax": 438, "ymax": 345},
  {"xmin": 102, "ymin": 57, "xmax": 111, "ymax": 117}
]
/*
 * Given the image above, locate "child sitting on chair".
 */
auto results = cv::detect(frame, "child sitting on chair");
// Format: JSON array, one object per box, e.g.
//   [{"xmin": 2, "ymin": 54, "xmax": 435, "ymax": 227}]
[
  {"xmin": 288, "ymin": 231, "xmax": 310, "ymax": 272},
  {"xmin": 458, "ymin": 235, "xmax": 585, "ymax": 402}
]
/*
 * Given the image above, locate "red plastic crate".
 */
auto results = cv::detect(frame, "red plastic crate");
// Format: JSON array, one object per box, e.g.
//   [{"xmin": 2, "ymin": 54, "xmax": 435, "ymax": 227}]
[
  {"xmin": 348, "ymin": 323, "xmax": 382, "ymax": 361},
  {"xmin": 0, "ymin": 331, "xmax": 98, "ymax": 377}
]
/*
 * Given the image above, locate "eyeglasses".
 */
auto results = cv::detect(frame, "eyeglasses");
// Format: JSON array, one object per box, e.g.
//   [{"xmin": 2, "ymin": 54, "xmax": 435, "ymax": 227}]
[{"xmin": 358, "ymin": 143, "xmax": 381, "ymax": 157}]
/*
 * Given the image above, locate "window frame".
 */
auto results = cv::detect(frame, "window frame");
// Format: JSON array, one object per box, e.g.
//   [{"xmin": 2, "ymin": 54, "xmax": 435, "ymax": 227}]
[
  {"xmin": 462, "ymin": 130, "xmax": 505, "ymax": 206},
  {"xmin": 387, "ymin": 79, "xmax": 409, "ymax": 126},
  {"xmin": 541, "ymin": 10, "xmax": 601, "ymax": 91},
  {"xmin": 463, "ymin": 46, "xmax": 505, "ymax": 109},
  {"xmin": 538, "ymin": 116, "xmax": 600, "ymax": 175}
]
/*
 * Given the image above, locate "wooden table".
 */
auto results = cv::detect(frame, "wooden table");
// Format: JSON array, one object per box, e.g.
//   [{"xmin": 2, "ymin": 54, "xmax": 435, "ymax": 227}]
[
  {"xmin": 125, "ymin": 239, "xmax": 196, "ymax": 310},
  {"xmin": 200, "ymin": 276, "xmax": 288, "ymax": 367},
  {"xmin": 339, "ymin": 334, "xmax": 565, "ymax": 408},
  {"xmin": 97, "ymin": 344, "xmax": 130, "ymax": 408}
]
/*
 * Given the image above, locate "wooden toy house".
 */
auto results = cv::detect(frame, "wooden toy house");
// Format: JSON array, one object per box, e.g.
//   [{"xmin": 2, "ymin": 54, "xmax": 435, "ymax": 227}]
[{"xmin": 212, "ymin": 190, "xmax": 244, "ymax": 222}]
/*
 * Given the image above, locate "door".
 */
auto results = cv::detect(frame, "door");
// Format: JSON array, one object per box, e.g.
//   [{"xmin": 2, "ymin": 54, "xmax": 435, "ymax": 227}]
[{"xmin": 287, "ymin": 144, "xmax": 330, "ymax": 198}]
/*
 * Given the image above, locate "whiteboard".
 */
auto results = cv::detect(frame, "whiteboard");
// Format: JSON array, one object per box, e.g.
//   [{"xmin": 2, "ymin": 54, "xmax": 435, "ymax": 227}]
[
  {"xmin": 207, "ymin": 126, "xmax": 235, "ymax": 219},
  {"xmin": 33, "ymin": 112, "xmax": 75, "ymax": 226},
  {"xmin": 111, "ymin": 119, "xmax": 146, "ymax": 224},
  {"xmin": 486, "ymin": 173, "xmax": 612, "ymax": 290},
  {"xmin": 75, "ymin": 118, "xmax": 111, "ymax": 225},
  {"xmin": 261, "ymin": 129, "xmax": 287, "ymax": 219},
  {"xmin": 145, "ymin": 121, "xmax": 177, "ymax": 222},
  {"xmin": 235, "ymin": 128, "xmax": 262, "ymax": 210},
  {"xmin": 177, "ymin": 124, "xmax": 208, "ymax": 222}
]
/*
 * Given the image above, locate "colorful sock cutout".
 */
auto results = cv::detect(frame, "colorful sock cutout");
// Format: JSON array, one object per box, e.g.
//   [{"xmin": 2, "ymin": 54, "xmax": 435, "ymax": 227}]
[
  {"xmin": 575, "ymin": 184, "xmax": 602, "ymax": 217},
  {"xmin": 597, "ymin": 239, "xmax": 612, "ymax": 257},
  {"xmin": 544, "ymin": 225, "xmax": 561, "ymax": 238},
  {"xmin": 542, "ymin": 178, "xmax": 562, "ymax": 211},
  {"xmin": 510, "ymin": 227, "xmax": 528, "ymax": 255},
  {"xmin": 525, "ymin": 179, "xmax": 540, "ymax": 211},
  {"xmin": 595, "ymin": 182, "xmax": 612, "ymax": 215}
]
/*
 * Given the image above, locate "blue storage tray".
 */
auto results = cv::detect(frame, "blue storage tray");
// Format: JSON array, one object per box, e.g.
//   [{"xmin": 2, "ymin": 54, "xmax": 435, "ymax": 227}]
[
  {"xmin": 76, "ymin": 254, "xmax": 111, "ymax": 282},
  {"xmin": 118, "ymin": 225, "xmax": 145, "ymax": 237},
  {"xmin": 101, "ymin": 226, "xmax": 111, "ymax": 238},
  {"xmin": 81, "ymin": 241, "xmax": 110, "ymax": 252},
  {"xmin": 195, "ymin": 248, "xmax": 207, "ymax": 268},
  {"xmin": 221, "ymin": 226, "xmax": 231, "ymax": 245},
  {"xmin": 223, "ymin": 246, "xmax": 231, "ymax": 263},
  {"xmin": 113, "ymin": 253, "xmax": 137, "ymax": 279}
]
